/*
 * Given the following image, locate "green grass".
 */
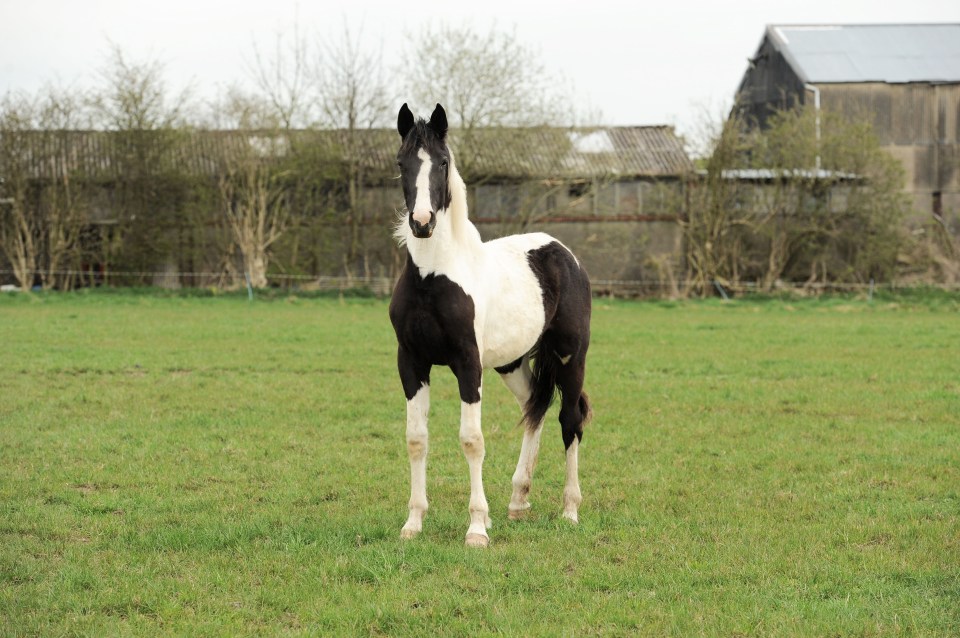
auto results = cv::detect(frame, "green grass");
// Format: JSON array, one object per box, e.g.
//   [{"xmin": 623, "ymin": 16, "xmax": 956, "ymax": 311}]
[{"xmin": 1, "ymin": 290, "xmax": 958, "ymax": 636}]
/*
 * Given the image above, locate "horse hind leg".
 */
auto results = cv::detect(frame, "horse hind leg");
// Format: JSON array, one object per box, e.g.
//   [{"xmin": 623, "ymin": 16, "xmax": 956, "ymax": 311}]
[
  {"xmin": 557, "ymin": 353, "xmax": 590, "ymax": 524},
  {"xmin": 497, "ymin": 356, "xmax": 544, "ymax": 520}
]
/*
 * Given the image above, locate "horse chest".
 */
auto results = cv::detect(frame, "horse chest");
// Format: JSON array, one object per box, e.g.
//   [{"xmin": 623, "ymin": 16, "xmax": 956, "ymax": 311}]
[
  {"xmin": 389, "ymin": 267, "xmax": 479, "ymax": 366},
  {"xmin": 389, "ymin": 265, "xmax": 545, "ymax": 371}
]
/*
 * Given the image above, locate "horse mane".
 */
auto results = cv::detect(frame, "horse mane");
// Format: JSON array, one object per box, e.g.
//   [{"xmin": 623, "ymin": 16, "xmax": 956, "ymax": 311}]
[{"xmin": 398, "ymin": 119, "xmax": 443, "ymax": 157}]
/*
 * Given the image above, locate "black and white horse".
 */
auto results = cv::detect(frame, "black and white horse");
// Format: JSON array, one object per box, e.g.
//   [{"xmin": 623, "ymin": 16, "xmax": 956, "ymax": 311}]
[{"xmin": 388, "ymin": 103, "xmax": 592, "ymax": 547}]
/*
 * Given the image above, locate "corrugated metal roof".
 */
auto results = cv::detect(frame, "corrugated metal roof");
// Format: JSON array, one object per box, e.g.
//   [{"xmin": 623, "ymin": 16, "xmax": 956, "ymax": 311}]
[
  {"xmin": 0, "ymin": 126, "xmax": 692, "ymax": 182},
  {"xmin": 767, "ymin": 24, "xmax": 960, "ymax": 84},
  {"xmin": 710, "ymin": 168, "xmax": 859, "ymax": 181},
  {"xmin": 457, "ymin": 126, "xmax": 692, "ymax": 178}
]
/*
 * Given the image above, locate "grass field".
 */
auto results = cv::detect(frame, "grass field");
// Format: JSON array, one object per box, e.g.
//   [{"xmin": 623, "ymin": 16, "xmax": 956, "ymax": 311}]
[{"xmin": 1, "ymin": 290, "xmax": 958, "ymax": 636}]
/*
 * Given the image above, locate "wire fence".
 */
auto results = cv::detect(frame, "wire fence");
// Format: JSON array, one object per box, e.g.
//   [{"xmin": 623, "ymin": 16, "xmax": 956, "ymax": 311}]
[
  {"xmin": 4, "ymin": 268, "xmax": 960, "ymax": 299},
  {"xmin": 0, "ymin": 268, "xmax": 397, "ymax": 295}
]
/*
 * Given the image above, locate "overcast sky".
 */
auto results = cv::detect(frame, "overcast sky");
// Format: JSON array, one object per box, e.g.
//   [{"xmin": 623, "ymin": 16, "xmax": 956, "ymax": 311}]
[{"xmin": 2, "ymin": 0, "xmax": 958, "ymax": 140}]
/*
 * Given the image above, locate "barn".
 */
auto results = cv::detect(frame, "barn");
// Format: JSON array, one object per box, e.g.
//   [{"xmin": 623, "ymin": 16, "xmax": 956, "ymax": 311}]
[
  {"xmin": 734, "ymin": 24, "xmax": 960, "ymax": 226},
  {"xmin": 0, "ymin": 125, "xmax": 692, "ymax": 291}
]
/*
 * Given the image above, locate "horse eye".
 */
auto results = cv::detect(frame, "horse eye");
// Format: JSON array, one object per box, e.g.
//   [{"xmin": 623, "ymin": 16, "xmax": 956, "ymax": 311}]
[{"xmin": 440, "ymin": 160, "xmax": 448, "ymax": 169}]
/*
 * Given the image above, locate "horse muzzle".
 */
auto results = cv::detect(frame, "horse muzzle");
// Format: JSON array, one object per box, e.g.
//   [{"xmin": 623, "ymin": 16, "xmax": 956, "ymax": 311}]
[{"xmin": 409, "ymin": 210, "xmax": 436, "ymax": 238}]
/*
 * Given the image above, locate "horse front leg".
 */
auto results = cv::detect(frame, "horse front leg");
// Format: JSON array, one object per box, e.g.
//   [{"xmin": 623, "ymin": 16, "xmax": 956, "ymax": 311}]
[
  {"xmin": 453, "ymin": 355, "xmax": 490, "ymax": 548},
  {"xmin": 399, "ymin": 348, "xmax": 431, "ymax": 540}
]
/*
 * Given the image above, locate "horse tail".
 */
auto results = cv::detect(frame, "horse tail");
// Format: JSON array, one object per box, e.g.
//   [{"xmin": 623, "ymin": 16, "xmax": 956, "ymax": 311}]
[
  {"xmin": 523, "ymin": 336, "xmax": 559, "ymax": 430},
  {"xmin": 523, "ymin": 330, "xmax": 592, "ymax": 440}
]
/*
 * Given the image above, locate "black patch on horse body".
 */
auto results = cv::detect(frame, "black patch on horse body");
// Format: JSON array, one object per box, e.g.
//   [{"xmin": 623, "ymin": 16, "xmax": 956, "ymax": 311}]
[
  {"xmin": 494, "ymin": 357, "xmax": 524, "ymax": 375},
  {"xmin": 523, "ymin": 241, "xmax": 592, "ymax": 447},
  {"xmin": 389, "ymin": 254, "xmax": 481, "ymax": 404}
]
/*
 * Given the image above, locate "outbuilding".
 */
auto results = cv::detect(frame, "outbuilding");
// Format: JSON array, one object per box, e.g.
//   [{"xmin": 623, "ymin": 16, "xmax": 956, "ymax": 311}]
[{"xmin": 735, "ymin": 24, "xmax": 960, "ymax": 224}]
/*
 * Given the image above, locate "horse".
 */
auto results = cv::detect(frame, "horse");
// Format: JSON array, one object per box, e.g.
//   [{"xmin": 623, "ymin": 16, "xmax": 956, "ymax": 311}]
[{"xmin": 388, "ymin": 103, "xmax": 592, "ymax": 548}]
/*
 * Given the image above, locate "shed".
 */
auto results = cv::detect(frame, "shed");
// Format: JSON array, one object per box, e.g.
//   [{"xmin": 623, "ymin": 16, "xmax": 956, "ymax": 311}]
[{"xmin": 734, "ymin": 24, "xmax": 960, "ymax": 221}]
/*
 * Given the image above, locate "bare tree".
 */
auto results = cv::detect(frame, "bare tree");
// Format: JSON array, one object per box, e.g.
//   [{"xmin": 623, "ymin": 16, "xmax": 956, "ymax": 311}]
[
  {"xmin": 0, "ymin": 88, "xmax": 90, "ymax": 290},
  {"xmin": 401, "ymin": 23, "xmax": 571, "ymax": 130},
  {"xmin": 314, "ymin": 20, "xmax": 389, "ymax": 130},
  {"xmin": 751, "ymin": 107, "xmax": 907, "ymax": 288},
  {"xmin": 88, "ymin": 44, "xmax": 194, "ymax": 284},
  {"xmin": 91, "ymin": 44, "xmax": 190, "ymax": 131},
  {"xmin": 34, "ymin": 87, "xmax": 90, "ymax": 290},
  {"xmin": 0, "ymin": 94, "xmax": 36, "ymax": 290},
  {"xmin": 681, "ymin": 115, "xmax": 752, "ymax": 295},
  {"xmin": 218, "ymin": 137, "xmax": 289, "ymax": 288},
  {"xmin": 203, "ymin": 85, "xmax": 284, "ymax": 130},
  {"xmin": 683, "ymin": 105, "xmax": 909, "ymax": 296},
  {"xmin": 246, "ymin": 26, "xmax": 312, "ymax": 130},
  {"xmin": 398, "ymin": 23, "xmax": 577, "ymax": 181},
  {"xmin": 310, "ymin": 20, "xmax": 393, "ymax": 280}
]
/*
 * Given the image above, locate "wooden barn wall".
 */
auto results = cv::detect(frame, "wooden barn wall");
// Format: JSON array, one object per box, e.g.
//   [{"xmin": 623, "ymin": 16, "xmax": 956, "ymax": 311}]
[
  {"xmin": 280, "ymin": 177, "xmax": 687, "ymax": 287},
  {"xmin": 470, "ymin": 177, "xmax": 685, "ymax": 286},
  {"xmin": 734, "ymin": 39, "xmax": 806, "ymax": 127},
  {"xmin": 819, "ymin": 83, "xmax": 960, "ymax": 226},
  {"xmin": 737, "ymin": 62, "xmax": 960, "ymax": 227}
]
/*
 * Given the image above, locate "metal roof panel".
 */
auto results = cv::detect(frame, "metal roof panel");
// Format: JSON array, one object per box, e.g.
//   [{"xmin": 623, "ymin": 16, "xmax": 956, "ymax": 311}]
[
  {"xmin": 1, "ymin": 126, "xmax": 693, "ymax": 181},
  {"xmin": 768, "ymin": 24, "xmax": 960, "ymax": 83}
]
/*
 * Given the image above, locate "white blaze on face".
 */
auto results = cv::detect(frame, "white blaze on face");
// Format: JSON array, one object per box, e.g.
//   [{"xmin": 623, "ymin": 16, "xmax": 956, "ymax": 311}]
[{"xmin": 412, "ymin": 148, "xmax": 433, "ymax": 226}]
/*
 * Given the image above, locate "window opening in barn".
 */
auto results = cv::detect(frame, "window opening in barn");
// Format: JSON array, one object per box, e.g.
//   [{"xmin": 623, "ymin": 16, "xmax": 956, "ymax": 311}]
[
  {"xmin": 565, "ymin": 180, "xmax": 593, "ymax": 216},
  {"xmin": 932, "ymin": 191, "xmax": 943, "ymax": 219},
  {"xmin": 568, "ymin": 181, "xmax": 588, "ymax": 199}
]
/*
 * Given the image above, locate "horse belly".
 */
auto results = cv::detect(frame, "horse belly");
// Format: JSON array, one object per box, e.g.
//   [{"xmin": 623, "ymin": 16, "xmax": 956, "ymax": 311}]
[{"xmin": 478, "ymin": 267, "xmax": 546, "ymax": 370}]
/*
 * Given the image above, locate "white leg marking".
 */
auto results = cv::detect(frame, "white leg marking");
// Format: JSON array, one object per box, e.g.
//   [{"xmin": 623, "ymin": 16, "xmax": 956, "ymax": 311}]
[
  {"xmin": 563, "ymin": 438, "xmax": 582, "ymax": 524},
  {"xmin": 460, "ymin": 398, "xmax": 490, "ymax": 547},
  {"xmin": 509, "ymin": 424, "xmax": 543, "ymax": 519},
  {"xmin": 500, "ymin": 363, "xmax": 544, "ymax": 519},
  {"xmin": 401, "ymin": 384, "xmax": 429, "ymax": 539}
]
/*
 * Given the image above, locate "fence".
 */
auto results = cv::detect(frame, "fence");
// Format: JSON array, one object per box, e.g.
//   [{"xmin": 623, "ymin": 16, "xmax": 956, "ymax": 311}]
[{"xmin": 4, "ymin": 268, "xmax": 960, "ymax": 299}]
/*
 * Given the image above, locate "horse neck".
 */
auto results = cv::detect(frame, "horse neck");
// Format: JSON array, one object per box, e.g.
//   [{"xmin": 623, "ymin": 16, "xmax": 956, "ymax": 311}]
[
  {"xmin": 446, "ymin": 164, "xmax": 479, "ymax": 245},
  {"xmin": 406, "ymin": 163, "xmax": 482, "ymax": 272}
]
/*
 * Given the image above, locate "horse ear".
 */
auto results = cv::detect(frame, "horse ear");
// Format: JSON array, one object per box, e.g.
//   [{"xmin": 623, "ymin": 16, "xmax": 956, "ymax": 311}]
[
  {"xmin": 397, "ymin": 103, "xmax": 414, "ymax": 138},
  {"xmin": 428, "ymin": 103, "xmax": 447, "ymax": 141}
]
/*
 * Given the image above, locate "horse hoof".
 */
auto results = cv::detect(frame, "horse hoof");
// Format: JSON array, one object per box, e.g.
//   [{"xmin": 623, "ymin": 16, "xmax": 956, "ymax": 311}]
[
  {"xmin": 562, "ymin": 511, "xmax": 579, "ymax": 524},
  {"xmin": 465, "ymin": 533, "xmax": 489, "ymax": 548},
  {"xmin": 508, "ymin": 508, "xmax": 530, "ymax": 521},
  {"xmin": 400, "ymin": 528, "xmax": 420, "ymax": 540}
]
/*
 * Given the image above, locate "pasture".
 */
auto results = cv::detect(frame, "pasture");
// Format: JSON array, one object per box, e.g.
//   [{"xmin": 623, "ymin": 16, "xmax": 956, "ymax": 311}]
[{"xmin": 1, "ymin": 290, "xmax": 958, "ymax": 636}]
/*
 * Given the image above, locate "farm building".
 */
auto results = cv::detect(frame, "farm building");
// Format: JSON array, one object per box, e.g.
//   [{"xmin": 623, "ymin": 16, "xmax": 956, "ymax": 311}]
[
  {"xmin": 461, "ymin": 126, "xmax": 693, "ymax": 292},
  {"xmin": 734, "ymin": 24, "xmax": 960, "ymax": 226},
  {"xmin": 0, "ymin": 125, "xmax": 693, "ymax": 290}
]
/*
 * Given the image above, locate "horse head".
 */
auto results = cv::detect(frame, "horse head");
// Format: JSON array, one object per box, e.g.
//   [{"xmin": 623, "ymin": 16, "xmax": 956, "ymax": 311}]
[{"xmin": 396, "ymin": 103, "xmax": 452, "ymax": 239}]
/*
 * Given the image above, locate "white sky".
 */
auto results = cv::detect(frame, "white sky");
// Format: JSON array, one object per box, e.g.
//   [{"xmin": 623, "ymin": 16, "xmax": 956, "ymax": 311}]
[{"xmin": 1, "ymin": 0, "xmax": 958, "ymax": 140}]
